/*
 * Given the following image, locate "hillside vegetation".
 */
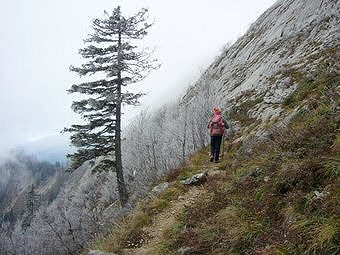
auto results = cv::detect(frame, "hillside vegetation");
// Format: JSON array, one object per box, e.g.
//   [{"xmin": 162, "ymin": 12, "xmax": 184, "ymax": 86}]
[{"xmin": 89, "ymin": 68, "xmax": 339, "ymax": 254}]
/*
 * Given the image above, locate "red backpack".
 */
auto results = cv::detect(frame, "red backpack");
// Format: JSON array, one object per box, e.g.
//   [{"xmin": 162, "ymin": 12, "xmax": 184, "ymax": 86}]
[{"xmin": 210, "ymin": 115, "xmax": 225, "ymax": 136}]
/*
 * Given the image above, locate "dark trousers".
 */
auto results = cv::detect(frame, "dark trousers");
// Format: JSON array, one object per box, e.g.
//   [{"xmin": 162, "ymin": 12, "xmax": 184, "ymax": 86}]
[{"xmin": 211, "ymin": 136, "xmax": 222, "ymax": 161}]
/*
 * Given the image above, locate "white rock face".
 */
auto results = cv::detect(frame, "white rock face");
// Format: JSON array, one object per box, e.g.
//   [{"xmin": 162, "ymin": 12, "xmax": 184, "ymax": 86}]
[{"xmin": 184, "ymin": 0, "xmax": 339, "ymax": 122}]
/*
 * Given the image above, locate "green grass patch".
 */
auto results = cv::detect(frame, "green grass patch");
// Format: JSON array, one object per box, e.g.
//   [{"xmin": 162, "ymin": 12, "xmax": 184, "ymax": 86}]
[
  {"xmin": 171, "ymin": 149, "xmax": 209, "ymax": 182},
  {"xmin": 283, "ymin": 71, "xmax": 339, "ymax": 108}
]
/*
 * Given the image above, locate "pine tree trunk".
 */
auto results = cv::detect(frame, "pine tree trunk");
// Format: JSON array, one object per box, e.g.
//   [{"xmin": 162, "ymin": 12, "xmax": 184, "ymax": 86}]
[{"xmin": 115, "ymin": 30, "xmax": 129, "ymax": 207}]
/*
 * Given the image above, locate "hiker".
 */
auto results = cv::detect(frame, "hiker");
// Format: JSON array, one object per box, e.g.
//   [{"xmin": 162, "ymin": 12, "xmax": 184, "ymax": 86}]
[{"xmin": 208, "ymin": 107, "xmax": 229, "ymax": 163}]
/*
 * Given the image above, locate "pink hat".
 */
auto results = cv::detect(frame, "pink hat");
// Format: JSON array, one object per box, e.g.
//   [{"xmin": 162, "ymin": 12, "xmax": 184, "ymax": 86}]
[{"xmin": 213, "ymin": 107, "xmax": 221, "ymax": 113}]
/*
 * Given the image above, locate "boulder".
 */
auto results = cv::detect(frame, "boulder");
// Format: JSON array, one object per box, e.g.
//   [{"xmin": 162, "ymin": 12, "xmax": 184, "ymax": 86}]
[
  {"xmin": 180, "ymin": 172, "xmax": 208, "ymax": 185},
  {"xmin": 178, "ymin": 247, "xmax": 194, "ymax": 255},
  {"xmin": 151, "ymin": 182, "xmax": 170, "ymax": 195},
  {"xmin": 88, "ymin": 250, "xmax": 117, "ymax": 255}
]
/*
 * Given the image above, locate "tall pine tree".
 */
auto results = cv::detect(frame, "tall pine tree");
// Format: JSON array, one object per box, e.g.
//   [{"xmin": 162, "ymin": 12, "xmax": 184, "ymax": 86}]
[{"xmin": 64, "ymin": 6, "xmax": 158, "ymax": 207}]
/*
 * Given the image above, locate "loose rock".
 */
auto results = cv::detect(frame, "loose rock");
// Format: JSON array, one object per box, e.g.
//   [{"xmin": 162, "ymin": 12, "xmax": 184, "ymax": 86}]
[
  {"xmin": 178, "ymin": 247, "xmax": 193, "ymax": 255},
  {"xmin": 88, "ymin": 250, "xmax": 118, "ymax": 255},
  {"xmin": 180, "ymin": 172, "xmax": 208, "ymax": 185},
  {"xmin": 151, "ymin": 182, "xmax": 170, "ymax": 195}
]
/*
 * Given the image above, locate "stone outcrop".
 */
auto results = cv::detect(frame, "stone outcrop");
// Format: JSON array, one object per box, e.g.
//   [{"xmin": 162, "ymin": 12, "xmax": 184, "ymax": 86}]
[{"xmin": 183, "ymin": 0, "xmax": 339, "ymax": 122}]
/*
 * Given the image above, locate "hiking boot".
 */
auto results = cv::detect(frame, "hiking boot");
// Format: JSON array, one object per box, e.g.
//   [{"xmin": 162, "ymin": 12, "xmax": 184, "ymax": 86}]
[
  {"xmin": 209, "ymin": 156, "xmax": 214, "ymax": 162},
  {"xmin": 214, "ymin": 160, "xmax": 219, "ymax": 163}
]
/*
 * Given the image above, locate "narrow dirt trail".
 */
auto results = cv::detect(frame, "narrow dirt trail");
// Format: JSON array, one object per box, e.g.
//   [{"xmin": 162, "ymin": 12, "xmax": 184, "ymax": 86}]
[
  {"xmin": 121, "ymin": 186, "xmax": 205, "ymax": 255},
  {"xmin": 121, "ymin": 164, "xmax": 223, "ymax": 255}
]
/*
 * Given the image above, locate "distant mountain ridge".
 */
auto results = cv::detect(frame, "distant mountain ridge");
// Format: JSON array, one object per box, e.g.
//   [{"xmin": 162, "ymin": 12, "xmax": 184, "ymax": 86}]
[
  {"xmin": 15, "ymin": 134, "xmax": 73, "ymax": 163},
  {"xmin": 0, "ymin": 150, "xmax": 64, "ymax": 224}
]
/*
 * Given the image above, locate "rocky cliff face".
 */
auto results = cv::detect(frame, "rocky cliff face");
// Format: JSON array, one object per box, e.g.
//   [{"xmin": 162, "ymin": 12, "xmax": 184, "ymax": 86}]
[{"xmin": 184, "ymin": 0, "xmax": 338, "ymax": 121}]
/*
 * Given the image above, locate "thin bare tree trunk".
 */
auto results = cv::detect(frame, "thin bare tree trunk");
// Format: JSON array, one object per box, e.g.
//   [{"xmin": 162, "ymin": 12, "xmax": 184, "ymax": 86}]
[{"xmin": 115, "ymin": 28, "xmax": 128, "ymax": 207}]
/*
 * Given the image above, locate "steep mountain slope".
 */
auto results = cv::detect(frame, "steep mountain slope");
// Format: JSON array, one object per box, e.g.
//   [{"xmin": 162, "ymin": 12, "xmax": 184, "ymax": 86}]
[
  {"xmin": 93, "ymin": 74, "xmax": 339, "ymax": 254},
  {"xmin": 0, "ymin": 151, "xmax": 64, "ymax": 223},
  {"xmin": 119, "ymin": 0, "xmax": 339, "ymax": 223},
  {"xmin": 0, "ymin": 150, "xmax": 126, "ymax": 255},
  {"xmin": 184, "ymin": 0, "xmax": 338, "ymax": 120},
  {"xmin": 89, "ymin": 0, "xmax": 339, "ymax": 254},
  {"xmin": 93, "ymin": 89, "xmax": 339, "ymax": 254}
]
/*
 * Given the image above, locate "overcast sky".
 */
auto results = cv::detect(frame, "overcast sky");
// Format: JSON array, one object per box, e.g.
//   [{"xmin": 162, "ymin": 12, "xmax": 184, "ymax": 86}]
[{"xmin": 0, "ymin": 0, "xmax": 276, "ymax": 152}]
